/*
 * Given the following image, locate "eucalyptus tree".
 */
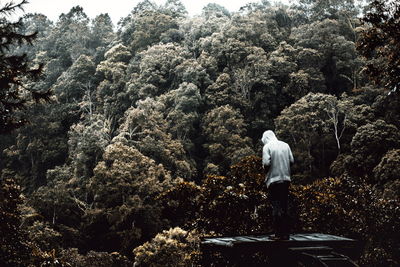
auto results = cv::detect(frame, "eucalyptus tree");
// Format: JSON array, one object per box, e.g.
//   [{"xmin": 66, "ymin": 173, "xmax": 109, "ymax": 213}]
[
  {"xmin": 161, "ymin": 0, "xmax": 187, "ymax": 18},
  {"xmin": 180, "ymin": 5, "xmax": 230, "ymax": 57},
  {"xmin": 42, "ymin": 6, "xmax": 91, "ymax": 67}
]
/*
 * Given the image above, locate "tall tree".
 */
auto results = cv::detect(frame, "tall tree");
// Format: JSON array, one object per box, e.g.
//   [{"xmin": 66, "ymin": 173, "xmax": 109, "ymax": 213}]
[
  {"xmin": 89, "ymin": 13, "xmax": 116, "ymax": 63},
  {"xmin": 0, "ymin": 0, "xmax": 49, "ymax": 134}
]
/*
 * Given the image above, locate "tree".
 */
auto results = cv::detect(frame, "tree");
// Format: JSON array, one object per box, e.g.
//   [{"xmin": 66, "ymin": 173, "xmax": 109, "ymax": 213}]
[
  {"xmin": 59, "ymin": 248, "xmax": 131, "ymax": 267},
  {"xmin": 0, "ymin": 0, "xmax": 48, "ymax": 134},
  {"xmin": 15, "ymin": 13, "xmax": 53, "ymax": 58},
  {"xmin": 116, "ymin": 97, "xmax": 196, "ymax": 179},
  {"xmin": 180, "ymin": 10, "xmax": 229, "ymax": 56},
  {"xmin": 291, "ymin": 19, "xmax": 360, "ymax": 95},
  {"xmin": 2, "ymin": 103, "xmax": 74, "ymax": 190},
  {"xmin": 201, "ymin": 105, "xmax": 254, "ymax": 175},
  {"xmin": 373, "ymin": 149, "xmax": 400, "ymax": 199},
  {"xmin": 118, "ymin": 0, "xmax": 182, "ymax": 53},
  {"xmin": 357, "ymin": 0, "xmax": 400, "ymax": 93},
  {"xmin": 29, "ymin": 165, "xmax": 85, "ymax": 240},
  {"xmin": 53, "ymin": 54, "xmax": 96, "ymax": 103},
  {"xmin": 133, "ymin": 227, "xmax": 199, "ymax": 267},
  {"xmin": 54, "ymin": 6, "xmax": 91, "ymax": 61},
  {"xmin": 158, "ymin": 82, "xmax": 202, "ymax": 150},
  {"xmin": 293, "ymin": 0, "xmax": 359, "ymax": 23},
  {"xmin": 126, "ymin": 43, "xmax": 189, "ymax": 100},
  {"xmin": 275, "ymin": 93, "xmax": 357, "ymax": 179},
  {"xmin": 345, "ymin": 119, "xmax": 400, "ymax": 178},
  {"xmin": 95, "ymin": 43, "xmax": 131, "ymax": 120},
  {"xmin": 68, "ymin": 113, "xmax": 112, "ymax": 178},
  {"xmin": 205, "ymin": 72, "xmax": 248, "ymax": 110},
  {"xmin": 162, "ymin": 0, "xmax": 187, "ymax": 18},
  {"xmin": 86, "ymin": 142, "xmax": 176, "ymax": 253},
  {"xmin": 202, "ymin": 3, "xmax": 230, "ymax": 19},
  {"xmin": 89, "ymin": 13, "xmax": 116, "ymax": 63}
]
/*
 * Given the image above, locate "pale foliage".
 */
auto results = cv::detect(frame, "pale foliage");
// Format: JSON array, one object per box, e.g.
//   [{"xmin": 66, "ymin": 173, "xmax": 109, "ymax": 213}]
[{"xmin": 133, "ymin": 227, "xmax": 200, "ymax": 267}]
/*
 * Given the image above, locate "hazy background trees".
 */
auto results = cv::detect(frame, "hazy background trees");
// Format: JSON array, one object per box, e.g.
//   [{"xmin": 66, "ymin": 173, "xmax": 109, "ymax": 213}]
[{"xmin": 1, "ymin": 0, "xmax": 399, "ymax": 266}]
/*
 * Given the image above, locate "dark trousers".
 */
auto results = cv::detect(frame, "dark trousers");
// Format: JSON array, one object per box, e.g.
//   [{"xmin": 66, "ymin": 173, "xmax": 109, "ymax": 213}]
[{"xmin": 268, "ymin": 181, "xmax": 290, "ymax": 237}]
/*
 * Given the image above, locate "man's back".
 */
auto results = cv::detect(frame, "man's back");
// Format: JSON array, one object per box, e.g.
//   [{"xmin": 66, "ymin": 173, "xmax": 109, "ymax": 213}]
[{"xmin": 261, "ymin": 131, "xmax": 294, "ymax": 187}]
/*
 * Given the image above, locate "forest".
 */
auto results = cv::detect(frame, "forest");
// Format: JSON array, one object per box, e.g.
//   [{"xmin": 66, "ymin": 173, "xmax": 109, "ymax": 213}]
[{"xmin": 0, "ymin": 0, "xmax": 399, "ymax": 266}]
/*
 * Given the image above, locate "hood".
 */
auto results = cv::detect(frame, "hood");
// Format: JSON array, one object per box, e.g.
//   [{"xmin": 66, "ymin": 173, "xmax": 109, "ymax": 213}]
[{"xmin": 261, "ymin": 130, "xmax": 278, "ymax": 145}]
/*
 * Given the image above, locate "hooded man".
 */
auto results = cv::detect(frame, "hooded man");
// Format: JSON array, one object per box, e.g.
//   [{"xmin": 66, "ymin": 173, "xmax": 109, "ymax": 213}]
[{"xmin": 261, "ymin": 130, "xmax": 294, "ymax": 240}]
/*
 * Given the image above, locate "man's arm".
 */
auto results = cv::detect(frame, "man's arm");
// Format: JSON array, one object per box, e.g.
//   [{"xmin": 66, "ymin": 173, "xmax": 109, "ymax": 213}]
[
  {"xmin": 288, "ymin": 145, "xmax": 294, "ymax": 164},
  {"xmin": 262, "ymin": 145, "xmax": 271, "ymax": 166}
]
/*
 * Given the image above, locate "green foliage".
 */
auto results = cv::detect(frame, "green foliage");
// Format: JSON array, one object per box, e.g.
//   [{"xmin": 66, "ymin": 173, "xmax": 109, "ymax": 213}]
[
  {"xmin": 53, "ymin": 55, "xmax": 96, "ymax": 103},
  {"xmin": 196, "ymin": 157, "xmax": 270, "ymax": 235},
  {"xmin": 275, "ymin": 93, "xmax": 356, "ymax": 179},
  {"xmin": 84, "ymin": 142, "xmax": 177, "ymax": 253},
  {"xmin": 0, "ymin": 172, "xmax": 30, "ymax": 267},
  {"xmin": 201, "ymin": 105, "xmax": 254, "ymax": 174},
  {"xmin": 118, "ymin": 1, "xmax": 184, "ymax": 53},
  {"xmin": 0, "ymin": 0, "xmax": 47, "ymax": 134},
  {"xmin": 2, "ymin": 103, "xmax": 73, "ymax": 190},
  {"xmin": 292, "ymin": 176, "xmax": 400, "ymax": 266},
  {"xmin": 294, "ymin": 0, "xmax": 359, "ymax": 22},
  {"xmin": 357, "ymin": 0, "xmax": 400, "ymax": 93},
  {"xmin": 373, "ymin": 149, "xmax": 400, "ymax": 185},
  {"xmin": 95, "ymin": 44, "xmax": 131, "ymax": 120},
  {"xmin": 59, "ymin": 248, "xmax": 131, "ymax": 267},
  {"xmin": 133, "ymin": 227, "xmax": 200, "ymax": 267},
  {"xmin": 116, "ymin": 97, "xmax": 196, "ymax": 179},
  {"xmin": 127, "ymin": 43, "xmax": 190, "ymax": 100},
  {"xmin": 344, "ymin": 119, "xmax": 400, "ymax": 177},
  {"xmin": 68, "ymin": 113, "xmax": 112, "ymax": 178},
  {"xmin": 2, "ymin": 0, "xmax": 399, "ymax": 266},
  {"xmin": 373, "ymin": 149, "xmax": 400, "ymax": 200},
  {"xmin": 160, "ymin": 156, "xmax": 271, "ymax": 235},
  {"xmin": 162, "ymin": 156, "xmax": 399, "ymax": 266},
  {"xmin": 291, "ymin": 19, "xmax": 359, "ymax": 94}
]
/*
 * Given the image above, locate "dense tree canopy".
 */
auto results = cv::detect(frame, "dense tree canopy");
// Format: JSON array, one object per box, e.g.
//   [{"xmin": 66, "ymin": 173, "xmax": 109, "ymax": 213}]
[
  {"xmin": 1, "ymin": 0, "xmax": 399, "ymax": 266},
  {"xmin": 357, "ymin": 0, "xmax": 400, "ymax": 93}
]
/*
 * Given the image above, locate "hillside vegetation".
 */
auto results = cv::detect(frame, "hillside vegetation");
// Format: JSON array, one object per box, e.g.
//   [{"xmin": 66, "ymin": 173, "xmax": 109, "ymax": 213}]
[{"xmin": 1, "ymin": 0, "xmax": 399, "ymax": 266}]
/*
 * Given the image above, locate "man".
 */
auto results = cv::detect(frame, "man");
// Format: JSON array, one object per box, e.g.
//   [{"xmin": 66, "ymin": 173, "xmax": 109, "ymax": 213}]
[{"xmin": 261, "ymin": 130, "xmax": 294, "ymax": 240}]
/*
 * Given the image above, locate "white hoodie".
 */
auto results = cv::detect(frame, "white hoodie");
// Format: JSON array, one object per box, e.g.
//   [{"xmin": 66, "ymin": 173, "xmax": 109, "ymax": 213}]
[{"xmin": 261, "ymin": 130, "xmax": 294, "ymax": 188}]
